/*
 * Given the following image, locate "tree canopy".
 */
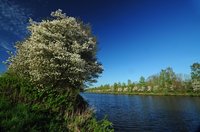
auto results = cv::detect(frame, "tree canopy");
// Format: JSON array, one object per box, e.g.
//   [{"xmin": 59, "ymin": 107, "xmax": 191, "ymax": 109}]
[
  {"xmin": 191, "ymin": 63, "xmax": 200, "ymax": 91},
  {"xmin": 8, "ymin": 9, "xmax": 103, "ymax": 90}
]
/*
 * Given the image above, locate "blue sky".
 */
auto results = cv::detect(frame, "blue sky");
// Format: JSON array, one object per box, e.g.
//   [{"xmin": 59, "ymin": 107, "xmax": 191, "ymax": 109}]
[{"xmin": 0, "ymin": 0, "xmax": 200, "ymax": 86}]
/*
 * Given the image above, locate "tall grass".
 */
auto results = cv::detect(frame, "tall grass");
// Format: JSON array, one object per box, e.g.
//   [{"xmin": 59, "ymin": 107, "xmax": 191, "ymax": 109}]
[{"xmin": 0, "ymin": 72, "xmax": 113, "ymax": 131}]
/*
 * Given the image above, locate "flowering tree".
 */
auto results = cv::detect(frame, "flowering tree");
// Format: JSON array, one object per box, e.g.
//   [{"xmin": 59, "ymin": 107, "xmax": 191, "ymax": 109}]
[{"xmin": 8, "ymin": 9, "xmax": 103, "ymax": 90}]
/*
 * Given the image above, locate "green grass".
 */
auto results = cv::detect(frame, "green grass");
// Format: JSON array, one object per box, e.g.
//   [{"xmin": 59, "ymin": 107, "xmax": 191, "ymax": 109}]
[{"xmin": 0, "ymin": 97, "xmax": 51, "ymax": 131}]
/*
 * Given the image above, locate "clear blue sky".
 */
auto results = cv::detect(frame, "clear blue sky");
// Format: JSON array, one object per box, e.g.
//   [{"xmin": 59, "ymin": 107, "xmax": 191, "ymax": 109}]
[{"xmin": 0, "ymin": 0, "xmax": 200, "ymax": 86}]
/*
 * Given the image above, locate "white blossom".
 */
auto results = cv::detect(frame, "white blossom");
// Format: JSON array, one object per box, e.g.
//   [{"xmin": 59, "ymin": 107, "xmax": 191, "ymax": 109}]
[{"xmin": 8, "ymin": 10, "xmax": 103, "ymax": 90}]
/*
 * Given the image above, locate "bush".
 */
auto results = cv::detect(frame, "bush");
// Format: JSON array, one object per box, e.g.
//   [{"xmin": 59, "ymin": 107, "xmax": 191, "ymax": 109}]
[
  {"xmin": 0, "ymin": 73, "xmax": 113, "ymax": 131},
  {"xmin": 0, "ymin": 97, "xmax": 51, "ymax": 131}
]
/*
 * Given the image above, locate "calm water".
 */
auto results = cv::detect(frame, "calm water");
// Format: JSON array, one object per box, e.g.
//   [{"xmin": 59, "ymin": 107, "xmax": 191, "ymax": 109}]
[{"xmin": 81, "ymin": 93, "xmax": 200, "ymax": 132}]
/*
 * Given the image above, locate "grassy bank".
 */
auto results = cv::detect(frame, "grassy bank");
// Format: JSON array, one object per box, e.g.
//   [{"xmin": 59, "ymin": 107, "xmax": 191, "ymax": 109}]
[
  {"xmin": 0, "ymin": 73, "xmax": 114, "ymax": 131},
  {"xmin": 0, "ymin": 97, "xmax": 113, "ymax": 131}
]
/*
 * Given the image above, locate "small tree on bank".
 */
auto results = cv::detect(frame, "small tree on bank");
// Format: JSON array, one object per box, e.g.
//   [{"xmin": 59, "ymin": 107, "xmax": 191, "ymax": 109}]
[
  {"xmin": 8, "ymin": 9, "xmax": 103, "ymax": 90},
  {"xmin": 191, "ymin": 63, "xmax": 200, "ymax": 91}
]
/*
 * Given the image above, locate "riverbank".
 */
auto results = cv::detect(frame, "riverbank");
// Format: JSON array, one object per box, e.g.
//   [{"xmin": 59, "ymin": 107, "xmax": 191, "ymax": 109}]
[
  {"xmin": 85, "ymin": 91, "xmax": 200, "ymax": 97},
  {"xmin": 0, "ymin": 74, "xmax": 114, "ymax": 131}
]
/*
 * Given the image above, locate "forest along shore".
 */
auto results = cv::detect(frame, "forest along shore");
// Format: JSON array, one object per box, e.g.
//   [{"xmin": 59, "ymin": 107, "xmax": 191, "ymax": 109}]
[
  {"xmin": 86, "ymin": 67, "xmax": 200, "ymax": 97},
  {"xmin": 85, "ymin": 90, "xmax": 200, "ymax": 97}
]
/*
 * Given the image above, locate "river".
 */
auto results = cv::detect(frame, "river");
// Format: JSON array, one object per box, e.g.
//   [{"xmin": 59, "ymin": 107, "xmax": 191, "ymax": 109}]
[{"xmin": 81, "ymin": 93, "xmax": 200, "ymax": 132}]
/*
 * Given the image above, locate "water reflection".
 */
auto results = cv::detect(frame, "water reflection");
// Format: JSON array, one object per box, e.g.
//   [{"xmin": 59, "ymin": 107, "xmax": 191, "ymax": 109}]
[{"xmin": 81, "ymin": 93, "xmax": 200, "ymax": 132}]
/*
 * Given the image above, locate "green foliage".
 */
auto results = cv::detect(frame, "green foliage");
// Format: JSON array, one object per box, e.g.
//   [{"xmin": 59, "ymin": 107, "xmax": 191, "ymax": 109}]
[
  {"xmin": 66, "ymin": 110, "xmax": 113, "ymax": 132},
  {"xmin": 158, "ymin": 67, "xmax": 177, "ymax": 90},
  {"xmin": 113, "ymin": 83, "xmax": 118, "ymax": 92},
  {"xmin": 139, "ymin": 76, "xmax": 146, "ymax": 87},
  {"xmin": 0, "ymin": 9, "xmax": 112, "ymax": 132},
  {"xmin": 87, "ymin": 67, "xmax": 195, "ymax": 95},
  {"xmin": 0, "ymin": 98, "xmax": 50, "ymax": 131},
  {"xmin": 191, "ymin": 63, "xmax": 200, "ymax": 91},
  {"xmin": 191, "ymin": 63, "xmax": 200, "ymax": 79},
  {"xmin": 0, "ymin": 73, "xmax": 113, "ymax": 131},
  {"xmin": 85, "ymin": 116, "xmax": 114, "ymax": 132},
  {"xmin": 0, "ymin": 72, "xmax": 34, "ymax": 103}
]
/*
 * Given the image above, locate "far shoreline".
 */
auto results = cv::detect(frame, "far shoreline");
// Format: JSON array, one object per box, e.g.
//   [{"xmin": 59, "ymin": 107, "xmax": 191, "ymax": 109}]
[{"xmin": 84, "ymin": 91, "xmax": 200, "ymax": 97}]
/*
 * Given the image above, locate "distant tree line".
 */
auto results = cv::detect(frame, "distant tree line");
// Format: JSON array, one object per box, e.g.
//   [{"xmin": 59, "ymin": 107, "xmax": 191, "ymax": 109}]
[{"xmin": 87, "ymin": 63, "xmax": 200, "ymax": 94}]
